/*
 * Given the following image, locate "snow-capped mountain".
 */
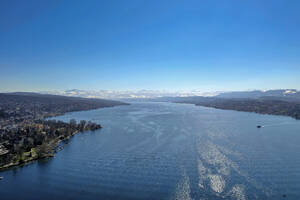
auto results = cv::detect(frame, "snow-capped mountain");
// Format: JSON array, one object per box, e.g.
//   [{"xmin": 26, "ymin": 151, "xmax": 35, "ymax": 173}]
[
  {"xmin": 216, "ymin": 89, "xmax": 300, "ymax": 99},
  {"xmin": 41, "ymin": 89, "xmax": 300, "ymax": 100},
  {"xmin": 42, "ymin": 89, "xmax": 220, "ymax": 99}
]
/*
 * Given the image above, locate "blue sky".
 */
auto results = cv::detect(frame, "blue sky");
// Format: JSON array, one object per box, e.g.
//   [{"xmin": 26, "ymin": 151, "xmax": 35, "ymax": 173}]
[{"xmin": 0, "ymin": 0, "xmax": 300, "ymax": 92}]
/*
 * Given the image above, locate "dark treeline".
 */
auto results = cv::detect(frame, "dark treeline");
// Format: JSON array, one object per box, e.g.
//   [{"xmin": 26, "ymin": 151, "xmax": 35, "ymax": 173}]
[
  {"xmin": 0, "ymin": 119, "xmax": 101, "ymax": 169},
  {"xmin": 0, "ymin": 92, "xmax": 127, "ymax": 170},
  {"xmin": 0, "ymin": 93, "xmax": 127, "ymax": 124},
  {"xmin": 175, "ymin": 97, "xmax": 300, "ymax": 120}
]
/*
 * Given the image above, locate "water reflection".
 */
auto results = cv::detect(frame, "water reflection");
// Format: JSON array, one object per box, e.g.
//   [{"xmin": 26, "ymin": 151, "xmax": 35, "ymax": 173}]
[{"xmin": 1, "ymin": 102, "xmax": 300, "ymax": 200}]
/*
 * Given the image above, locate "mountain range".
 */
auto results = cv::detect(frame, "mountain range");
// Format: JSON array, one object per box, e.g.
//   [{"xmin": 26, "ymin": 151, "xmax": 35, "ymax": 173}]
[
  {"xmin": 41, "ymin": 89, "xmax": 300, "ymax": 100},
  {"xmin": 216, "ymin": 89, "xmax": 300, "ymax": 99},
  {"xmin": 42, "ymin": 89, "xmax": 220, "ymax": 99}
]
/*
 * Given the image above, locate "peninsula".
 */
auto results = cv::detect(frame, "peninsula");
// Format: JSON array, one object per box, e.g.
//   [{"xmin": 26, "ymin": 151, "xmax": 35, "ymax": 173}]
[{"xmin": 0, "ymin": 93, "xmax": 128, "ymax": 170}]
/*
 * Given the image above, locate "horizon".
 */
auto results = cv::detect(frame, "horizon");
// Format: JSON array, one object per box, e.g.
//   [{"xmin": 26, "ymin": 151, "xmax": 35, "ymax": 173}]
[
  {"xmin": 1, "ymin": 0, "xmax": 300, "ymax": 92},
  {"xmin": 1, "ymin": 88, "xmax": 299, "ymax": 99},
  {"xmin": 1, "ymin": 1, "xmax": 300, "ymax": 197}
]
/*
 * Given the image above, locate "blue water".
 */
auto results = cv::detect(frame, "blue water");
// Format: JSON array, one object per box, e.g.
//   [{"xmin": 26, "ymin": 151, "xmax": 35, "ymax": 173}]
[{"xmin": 1, "ymin": 102, "xmax": 300, "ymax": 200}]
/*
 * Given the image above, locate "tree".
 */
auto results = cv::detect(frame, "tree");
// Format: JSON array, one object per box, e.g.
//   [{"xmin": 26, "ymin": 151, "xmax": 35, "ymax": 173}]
[
  {"xmin": 69, "ymin": 119, "xmax": 77, "ymax": 127},
  {"xmin": 80, "ymin": 120, "xmax": 86, "ymax": 131}
]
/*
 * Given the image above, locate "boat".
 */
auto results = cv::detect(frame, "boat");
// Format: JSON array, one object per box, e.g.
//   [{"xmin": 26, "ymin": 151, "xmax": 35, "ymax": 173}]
[
  {"xmin": 257, "ymin": 125, "xmax": 262, "ymax": 128},
  {"xmin": 0, "ymin": 176, "xmax": 3, "ymax": 180}
]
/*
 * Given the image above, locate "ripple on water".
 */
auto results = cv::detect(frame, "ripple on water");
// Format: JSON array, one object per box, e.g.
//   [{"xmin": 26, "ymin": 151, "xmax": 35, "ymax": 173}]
[
  {"xmin": 174, "ymin": 171, "xmax": 192, "ymax": 200},
  {"xmin": 1, "ymin": 102, "xmax": 300, "ymax": 200},
  {"xmin": 208, "ymin": 174, "xmax": 226, "ymax": 193}
]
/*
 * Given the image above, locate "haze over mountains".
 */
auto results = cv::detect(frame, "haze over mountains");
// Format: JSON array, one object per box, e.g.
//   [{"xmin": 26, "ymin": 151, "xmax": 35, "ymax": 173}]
[
  {"xmin": 41, "ymin": 89, "xmax": 220, "ymax": 99},
  {"xmin": 217, "ymin": 89, "xmax": 300, "ymax": 99},
  {"xmin": 40, "ymin": 89, "xmax": 300, "ymax": 100},
  {"xmin": 4, "ymin": 89, "xmax": 299, "ymax": 120}
]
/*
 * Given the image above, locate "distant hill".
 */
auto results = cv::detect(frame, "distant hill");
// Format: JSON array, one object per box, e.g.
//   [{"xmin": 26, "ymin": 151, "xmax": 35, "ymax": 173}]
[
  {"xmin": 165, "ymin": 95, "xmax": 300, "ymax": 120},
  {"xmin": 42, "ymin": 89, "xmax": 219, "ymax": 99},
  {"xmin": 216, "ymin": 89, "xmax": 300, "ymax": 99},
  {"xmin": 119, "ymin": 89, "xmax": 300, "ymax": 103},
  {"xmin": 0, "ymin": 92, "xmax": 128, "ymax": 118},
  {"xmin": 2, "ymin": 92, "xmax": 127, "ymax": 105},
  {"xmin": 141, "ymin": 90, "xmax": 300, "ymax": 120}
]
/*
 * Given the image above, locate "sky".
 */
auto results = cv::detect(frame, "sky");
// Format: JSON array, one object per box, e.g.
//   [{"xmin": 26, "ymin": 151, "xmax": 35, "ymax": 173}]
[{"xmin": 0, "ymin": 0, "xmax": 300, "ymax": 93}]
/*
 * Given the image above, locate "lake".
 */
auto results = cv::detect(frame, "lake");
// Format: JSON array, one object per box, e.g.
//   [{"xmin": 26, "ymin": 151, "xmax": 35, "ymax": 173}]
[{"xmin": 1, "ymin": 102, "xmax": 300, "ymax": 200}]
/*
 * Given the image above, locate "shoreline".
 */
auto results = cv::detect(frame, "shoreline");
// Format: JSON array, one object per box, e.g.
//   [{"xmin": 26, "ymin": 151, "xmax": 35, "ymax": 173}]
[
  {"xmin": 0, "ymin": 130, "xmax": 80, "ymax": 171},
  {"xmin": 195, "ymin": 104, "xmax": 300, "ymax": 120},
  {"xmin": 1, "ymin": 94, "xmax": 129, "ymax": 172},
  {"xmin": 173, "ymin": 101, "xmax": 300, "ymax": 120}
]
